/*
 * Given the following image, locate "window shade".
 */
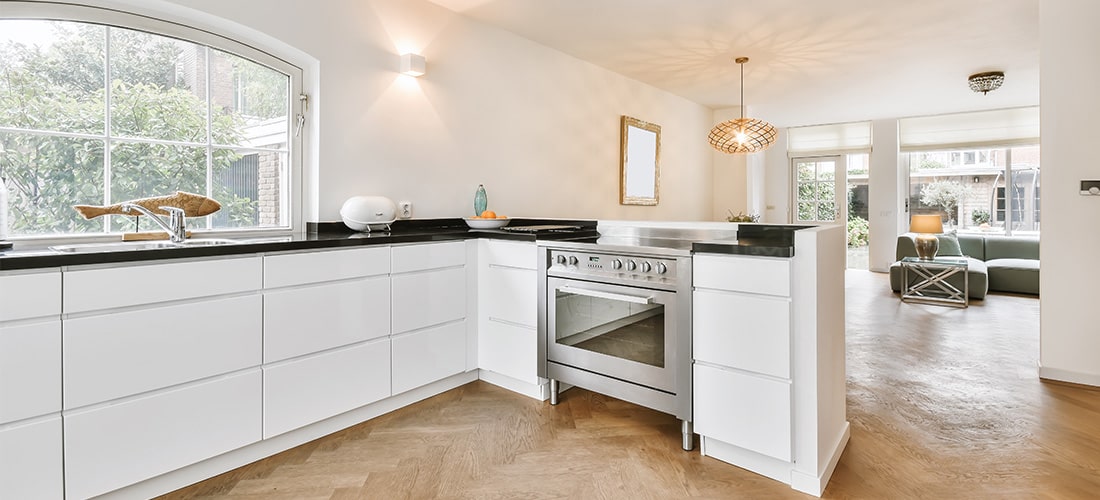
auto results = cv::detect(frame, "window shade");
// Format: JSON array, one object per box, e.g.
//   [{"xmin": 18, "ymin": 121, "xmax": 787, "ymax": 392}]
[
  {"xmin": 787, "ymin": 121, "xmax": 872, "ymax": 156},
  {"xmin": 898, "ymin": 106, "xmax": 1039, "ymax": 152}
]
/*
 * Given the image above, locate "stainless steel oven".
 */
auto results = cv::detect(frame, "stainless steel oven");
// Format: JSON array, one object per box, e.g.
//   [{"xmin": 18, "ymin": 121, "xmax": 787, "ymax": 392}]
[{"xmin": 538, "ymin": 242, "xmax": 694, "ymax": 450}]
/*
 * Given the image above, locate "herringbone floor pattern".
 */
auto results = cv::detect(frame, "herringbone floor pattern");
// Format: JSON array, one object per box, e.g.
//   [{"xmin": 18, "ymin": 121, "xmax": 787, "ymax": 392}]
[{"xmin": 163, "ymin": 271, "xmax": 1100, "ymax": 499}]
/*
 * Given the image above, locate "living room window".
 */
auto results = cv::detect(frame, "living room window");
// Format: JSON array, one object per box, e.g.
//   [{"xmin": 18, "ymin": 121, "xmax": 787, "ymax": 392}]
[{"xmin": 0, "ymin": 5, "xmax": 302, "ymax": 238}]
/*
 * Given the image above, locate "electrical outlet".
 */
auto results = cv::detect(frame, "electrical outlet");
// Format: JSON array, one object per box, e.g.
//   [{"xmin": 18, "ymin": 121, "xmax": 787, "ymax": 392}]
[{"xmin": 398, "ymin": 201, "xmax": 413, "ymax": 219}]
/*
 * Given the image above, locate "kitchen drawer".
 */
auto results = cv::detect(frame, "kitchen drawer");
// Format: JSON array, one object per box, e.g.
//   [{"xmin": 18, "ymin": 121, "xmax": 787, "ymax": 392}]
[
  {"xmin": 264, "ymin": 246, "xmax": 390, "ymax": 289},
  {"xmin": 480, "ymin": 264, "xmax": 537, "ymax": 328},
  {"xmin": 0, "ymin": 270, "xmax": 60, "ymax": 322},
  {"xmin": 64, "ymin": 369, "xmax": 262, "ymax": 499},
  {"xmin": 480, "ymin": 239, "xmax": 537, "ymax": 270},
  {"xmin": 693, "ymin": 254, "xmax": 791, "ymax": 297},
  {"xmin": 391, "ymin": 241, "xmax": 465, "ymax": 274},
  {"xmin": 0, "ymin": 321, "xmax": 61, "ymax": 424},
  {"xmin": 264, "ymin": 339, "xmax": 391, "ymax": 438},
  {"xmin": 264, "ymin": 276, "xmax": 390, "ymax": 363},
  {"xmin": 0, "ymin": 416, "xmax": 62, "ymax": 500},
  {"xmin": 694, "ymin": 363, "xmax": 791, "ymax": 462},
  {"xmin": 64, "ymin": 295, "xmax": 262, "ymax": 409},
  {"xmin": 392, "ymin": 320, "xmax": 466, "ymax": 394},
  {"xmin": 693, "ymin": 289, "xmax": 791, "ymax": 379},
  {"xmin": 392, "ymin": 267, "xmax": 466, "ymax": 334},
  {"xmin": 64, "ymin": 256, "xmax": 262, "ymax": 313},
  {"xmin": 478, "ymin": 319, "xmax": 538, "ymax": 385}
]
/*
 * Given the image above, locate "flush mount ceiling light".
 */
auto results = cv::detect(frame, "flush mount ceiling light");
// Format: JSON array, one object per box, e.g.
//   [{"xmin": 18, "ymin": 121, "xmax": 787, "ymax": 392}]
[
  {"xmin": 968, "ymin": 71, "xmax": 1004, "ymax": 94},
  {"xmin": 708, "ymin": 57, "xmax": 776, "ymax": 154}
]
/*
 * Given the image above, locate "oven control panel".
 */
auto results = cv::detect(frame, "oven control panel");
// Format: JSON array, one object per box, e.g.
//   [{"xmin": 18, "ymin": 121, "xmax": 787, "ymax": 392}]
[{"xmin": 547, "ymin": 249, "xmax": 680, "ymax": 284}]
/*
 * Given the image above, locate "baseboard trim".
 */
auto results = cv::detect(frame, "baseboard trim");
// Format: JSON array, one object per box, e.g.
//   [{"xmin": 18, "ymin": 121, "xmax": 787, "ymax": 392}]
[
  {"xmin": 790, "ymin": 422, "xmax": 850, "ymax": 497},
  {"xmin": 1039, "ymin": 364, "xmax": 1100, "ymax": 388},
  {"xmin": 699, "ymin": 436, "xmax": 791, "ymax": 485},
  {"xmin": 103, "ymin": 371, "xmax": 479, "ymax": 500},
  {"xmin": 477, "ymin": 369, "xmax": 548, "ymax": 400}
]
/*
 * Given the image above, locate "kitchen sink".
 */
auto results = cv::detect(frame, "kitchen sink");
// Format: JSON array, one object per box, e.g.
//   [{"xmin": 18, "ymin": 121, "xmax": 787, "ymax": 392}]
[{"xmin": 50, "ymin": 238, "xmax": 243, "ymax": 253}]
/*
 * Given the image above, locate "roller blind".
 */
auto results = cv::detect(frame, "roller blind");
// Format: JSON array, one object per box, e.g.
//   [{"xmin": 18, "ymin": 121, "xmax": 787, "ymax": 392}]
[
  {"xmin": 898, "ymin": 106, "xmax": 1039, "ymax": 152},
  {"xmin": 787, "ymin": 121, "xmax": 872, "ymax": 156}
]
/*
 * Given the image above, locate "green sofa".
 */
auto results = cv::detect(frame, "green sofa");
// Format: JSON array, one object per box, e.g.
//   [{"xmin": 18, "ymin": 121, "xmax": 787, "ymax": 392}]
[{"xmin": 889, "ymin": 233, "xmax": 1040, "ymax": 299}]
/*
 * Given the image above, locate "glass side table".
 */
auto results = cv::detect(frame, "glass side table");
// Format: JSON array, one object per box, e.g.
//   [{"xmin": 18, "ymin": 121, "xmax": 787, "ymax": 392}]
[{"xmin": 900, "ymin": 256, "xmax": 969, "ymax": 308}]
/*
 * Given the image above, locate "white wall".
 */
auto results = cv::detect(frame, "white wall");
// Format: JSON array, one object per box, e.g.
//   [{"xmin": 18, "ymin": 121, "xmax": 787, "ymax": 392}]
[
  {"xmin": 1037, "ymin": 0, "xmax": 1100, "ymax": 386},
  {"xmin": 155, "ymin": 0, "xmax": 714, "ymax": 223},
  {"xmin": 763, "ymin": 129, "xmax": 790, "ymax": 224},
  {"xmin": 867, "ymin": 119, "xmax": 902, "ymax": 272}
]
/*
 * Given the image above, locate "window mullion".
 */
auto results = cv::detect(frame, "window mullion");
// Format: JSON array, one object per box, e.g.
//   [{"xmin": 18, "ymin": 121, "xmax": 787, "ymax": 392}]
[
  {"xmin": 102, "ymin": 25, "xmax": 112, "ymax": 235},
  {"xmin": 204, "ymin": 45, "xmax": 213, "ymax": 231}
]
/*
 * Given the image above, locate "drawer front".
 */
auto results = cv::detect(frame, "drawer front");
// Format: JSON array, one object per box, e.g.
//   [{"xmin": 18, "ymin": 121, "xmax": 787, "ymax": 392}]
[
  {"xmin": 693, "ymin": 290, "xmax": 791, "ymax": 379},
  {"xmin": 0, "ymin": 271, "xmax": 60, "ymax": 322},
  {"xmin": 693, "ymin": 254, "xmax": 791, "ymax": 297},
  {"xmin": 391, "ymin": 267, "xmax": 466, "ymax": 334},
  {"xmin": 0, "ymin": 416, "xmax": 62, "ymax": 500},
  {"xmin": 480, "ymin": 240, "xmax": 537, "ymax": 270},
  {"xmin": 477, "ymin": 319, "xmax": 538, "ymax": 385},
  {"xmin": 481, "ymin": 264, "xmax": 537, "ymax": 328},
  {"xmin": 392, "ymin": 321, "xmax": 466, "ymax": 395},
  {"xmin": 64, "ymin": 369, "xmax": 262, "ymax": 500},
  {"xmin": 0, "ymin": 321, "xmax": 61, "ymax": 423},
  {"xmin": 64, "ymin": 295, "xmax": 262, "ymax": 409},
  {"xmin": 693, "ymin": 363, "xmax": 791, "ymax": 461},
  {"xmin": 64, "ymin": 256, "xmax": 262, "ymax": 313},
  {"xmin": 391, "ymin": 241, "xmax": 465, "ymax": 274},
  {"xmin": 264, "ymin": 246, "xmax": 390, "ymax": 289},
  {"xmin": 264, "ymin": 277, "xmax": 390, "ymax": 363},
  {"xmin": 263, "ymin": 339, "xmax": 391, "ymax": 439}
]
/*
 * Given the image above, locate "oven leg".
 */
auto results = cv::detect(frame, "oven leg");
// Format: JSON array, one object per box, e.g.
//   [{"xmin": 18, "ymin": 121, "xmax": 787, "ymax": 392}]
[
  {"xmin": 681, "ymin": 420, "xmax": 694, "ymax": 451},
  {"xmin": 549, "ymin": 379, "xmax": 559, "ymax": 405}
]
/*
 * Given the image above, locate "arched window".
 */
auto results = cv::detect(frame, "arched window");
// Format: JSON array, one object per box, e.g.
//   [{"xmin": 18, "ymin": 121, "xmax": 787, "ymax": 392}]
[{"xmin": 0, "ymin": 2, "xmax": 303, "ymax": 237}]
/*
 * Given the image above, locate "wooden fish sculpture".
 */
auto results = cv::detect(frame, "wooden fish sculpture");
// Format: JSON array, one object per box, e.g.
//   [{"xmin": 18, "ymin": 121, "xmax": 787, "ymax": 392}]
[{"xmin": 74, "ymin": 191, "xmax": 222, "ymax": 219}]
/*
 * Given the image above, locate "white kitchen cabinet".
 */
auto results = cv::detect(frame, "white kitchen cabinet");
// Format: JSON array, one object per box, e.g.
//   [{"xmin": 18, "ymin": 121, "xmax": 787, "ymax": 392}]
[
  {"xmin": 64, "ymin": 369, "xmax": 262, "ymax": 499},
  {"xmin": 264, "ymin": 276, "xmax": 390, "ymax": 363},
  {"xmin": 0, "ymin": 321, "xmax": 61, "ymax": 423},
  {"xmin": 63, "ymin": 256, "xmax": 262, "ymax": 313},
  {"xmin": 391, "ymin": 321, "xmax": 466, "ymax": 395},
  {"xmin": 264, "ymin": 246, "xmax": 389, "ymax": 288},
  {"xmin": 694, "ymin": 363, "xmax": 792, "ymax": 461},
  {"xmin": 0, "ymin": 416, "xmax": 63, "ymax": 500},
  {"xmin": 0, "ymin": 270, "xmax": 61, "ymax": 322},
  {"xmin": 391, "ymin": 241, "xmax": 465, "ymax": 274},
  {"xmin": 391, "ymin": 266, "xmax": 466, "ymax": 335},
  {"xmin": 693, "ymin": 254, "xmax": 791, "ymax": 297},
  {"xmin": 693, "ymin": 289, "xmax": 791, "ymax": 379},
  {"xmin": 264, "ymin": 339, "xmax": 391, "ymax": 438},
  {"xmin": 63, "ymin": 295, "xmax": 262, "ymax": 409},
  {"xmin": 476, "ymin": 240, "xmax": 540, "ymax": 386}
]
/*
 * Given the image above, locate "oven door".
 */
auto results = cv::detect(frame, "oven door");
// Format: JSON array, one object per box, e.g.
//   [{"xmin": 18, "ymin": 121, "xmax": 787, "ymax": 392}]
[{"xmin": 546, "ymin": 277, "xmax": 677, "ymax": 393}]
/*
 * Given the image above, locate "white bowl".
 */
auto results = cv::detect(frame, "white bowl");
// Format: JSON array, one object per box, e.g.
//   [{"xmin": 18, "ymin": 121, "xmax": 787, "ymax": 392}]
[{"xmin": 464, "ymin": 218, "xmax": 510, "ymax": 229}]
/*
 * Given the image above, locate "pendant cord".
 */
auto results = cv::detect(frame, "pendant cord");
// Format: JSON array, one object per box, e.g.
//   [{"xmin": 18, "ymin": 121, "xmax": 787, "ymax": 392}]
[{"xmin": 739, "ymin": 61, "xmax": 745, "ymax": 121}]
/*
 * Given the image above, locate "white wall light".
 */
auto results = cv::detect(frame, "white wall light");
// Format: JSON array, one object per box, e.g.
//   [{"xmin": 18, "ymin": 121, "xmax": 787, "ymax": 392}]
[{"xmin": 400, "ymin": 53, "xmax": 426, "ymax": 77}]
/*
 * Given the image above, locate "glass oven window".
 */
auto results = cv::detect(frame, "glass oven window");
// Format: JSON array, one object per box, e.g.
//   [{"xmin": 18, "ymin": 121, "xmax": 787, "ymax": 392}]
[{"xmin": 554, "ymin": 289, "xmax": 665, "ymax": 367}]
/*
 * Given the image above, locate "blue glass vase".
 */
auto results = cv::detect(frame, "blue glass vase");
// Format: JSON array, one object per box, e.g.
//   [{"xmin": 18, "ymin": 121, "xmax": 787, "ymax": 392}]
[{"xmin": 474, "ymin": 184, "xmax": 487, "ymax": 216}]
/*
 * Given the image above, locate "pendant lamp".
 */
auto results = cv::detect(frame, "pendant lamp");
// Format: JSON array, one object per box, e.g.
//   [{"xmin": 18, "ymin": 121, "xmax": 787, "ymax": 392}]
[{"xmin": 708, "ymin": 57, "xmax": 776, "ymax": 154}]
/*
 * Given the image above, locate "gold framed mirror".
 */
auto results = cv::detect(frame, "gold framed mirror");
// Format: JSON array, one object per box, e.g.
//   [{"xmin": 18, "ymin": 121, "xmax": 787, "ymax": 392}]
[{"xmin": 620, "ymin": 115, "xmax": 661, "ymax": 205}]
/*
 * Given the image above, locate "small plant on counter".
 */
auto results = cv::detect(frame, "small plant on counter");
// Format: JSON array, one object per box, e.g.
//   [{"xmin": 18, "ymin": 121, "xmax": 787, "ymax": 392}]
[{"xmin": 726, "ymin": 210, "xmax": 760, "ymax": 223}]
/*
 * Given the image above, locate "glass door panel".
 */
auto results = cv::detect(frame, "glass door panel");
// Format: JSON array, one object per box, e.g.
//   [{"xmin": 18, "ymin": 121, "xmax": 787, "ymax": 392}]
[{"xmin": 793, "ymin": 156, "xmax": 842, "ymax": 224}]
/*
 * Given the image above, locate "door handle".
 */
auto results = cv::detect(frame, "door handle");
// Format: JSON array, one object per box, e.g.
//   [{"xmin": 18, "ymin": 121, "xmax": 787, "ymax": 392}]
[{"xmin": 557, "ymin": 286, "xmax": 654, "ymax": 304}]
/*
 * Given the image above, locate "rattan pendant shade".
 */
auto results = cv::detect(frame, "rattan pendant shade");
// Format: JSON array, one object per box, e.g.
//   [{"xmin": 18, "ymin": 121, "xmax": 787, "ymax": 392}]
[{"xmin": 709, "ymin": 57, "xmax": 776, "ymax": 154}]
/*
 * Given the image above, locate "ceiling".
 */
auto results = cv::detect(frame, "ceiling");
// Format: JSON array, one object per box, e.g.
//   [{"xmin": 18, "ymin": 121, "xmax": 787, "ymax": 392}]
[{"xmin": 427, "ymin": 0, "xmax": 1039, "ymax": 127}]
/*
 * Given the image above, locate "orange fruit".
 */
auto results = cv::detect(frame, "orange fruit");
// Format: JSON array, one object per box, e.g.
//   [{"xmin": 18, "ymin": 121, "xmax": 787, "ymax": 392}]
[{"xmin": 480, "ymin": 210, "xmax": 496, "ymax": 218}]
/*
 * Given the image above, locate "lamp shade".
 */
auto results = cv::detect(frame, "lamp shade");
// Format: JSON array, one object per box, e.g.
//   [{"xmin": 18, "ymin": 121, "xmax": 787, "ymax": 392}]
[{"xmin": 910, "ymin": 214, "xmax": 944, "ymax": 234}]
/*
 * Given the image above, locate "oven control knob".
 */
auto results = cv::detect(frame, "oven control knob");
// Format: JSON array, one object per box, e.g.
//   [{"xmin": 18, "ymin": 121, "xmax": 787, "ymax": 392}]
[
  {"xmin": 568, "ymin": 256, "xmax": 579, "ymax": 266},
  {"xmin": 612, "ymin": 259, "xmax": 623, "ymax": 270},
  {"xmin": 641, "ymin": 261, "xmax": 652, "ymax": 273},
  {"xmin": 626, "ymin": 260, "xmax": 638, "ymax": 271},
  {"xmin": 656, "ymin": 262, "xmax": 668, "ymax": 274},
  {"xmin": 555, "ymin": 255, "xmax": 567, "ymax": 265}
]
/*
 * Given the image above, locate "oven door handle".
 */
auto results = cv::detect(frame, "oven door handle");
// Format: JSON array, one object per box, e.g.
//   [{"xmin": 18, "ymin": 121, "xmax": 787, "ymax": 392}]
[{"xmin": 557, "ymin": 286, "xmax": 654, "ymax": 305}]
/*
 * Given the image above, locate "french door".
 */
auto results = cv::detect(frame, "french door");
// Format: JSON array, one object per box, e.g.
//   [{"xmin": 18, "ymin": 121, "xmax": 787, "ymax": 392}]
[{"xmin": 792, "ymin": 156, "xmax": 845, "ymax": 224}]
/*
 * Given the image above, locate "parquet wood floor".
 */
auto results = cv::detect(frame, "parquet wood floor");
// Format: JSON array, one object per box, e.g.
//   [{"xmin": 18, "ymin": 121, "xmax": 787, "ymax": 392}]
[{"xmin": 162, "ymin": 270, "xmax": 1100, "ymax": 499}]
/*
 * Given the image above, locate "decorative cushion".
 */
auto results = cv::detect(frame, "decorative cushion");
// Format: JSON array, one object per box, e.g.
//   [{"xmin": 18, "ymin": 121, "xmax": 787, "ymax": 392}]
[{"xmin": 937, "ymin": 232, "xmax": 963, "ymax": 256}]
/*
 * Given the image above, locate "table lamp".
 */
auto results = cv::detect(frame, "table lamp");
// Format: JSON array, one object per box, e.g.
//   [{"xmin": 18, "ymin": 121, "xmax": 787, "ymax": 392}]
[{"xmin": 910, "ymin": 214, "xmax": 944, "ymax": 260}]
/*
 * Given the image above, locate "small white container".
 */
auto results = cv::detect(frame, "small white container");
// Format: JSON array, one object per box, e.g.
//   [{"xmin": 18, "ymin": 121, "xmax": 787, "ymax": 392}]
[{"xmin": 340, "ymin": 196, "xmax": 397, "ymax": 232}]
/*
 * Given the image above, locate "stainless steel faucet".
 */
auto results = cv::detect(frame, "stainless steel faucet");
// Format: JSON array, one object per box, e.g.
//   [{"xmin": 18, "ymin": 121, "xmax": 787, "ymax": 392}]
[{"xmin": 121, "ymin": 204, "xmax": 187, "ymax": 243}]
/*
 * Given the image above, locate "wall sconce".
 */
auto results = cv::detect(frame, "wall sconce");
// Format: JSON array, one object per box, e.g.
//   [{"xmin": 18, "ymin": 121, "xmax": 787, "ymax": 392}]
[{"xmin": 400, "ymin": 53, "xmax": 426, "ymax": 77}]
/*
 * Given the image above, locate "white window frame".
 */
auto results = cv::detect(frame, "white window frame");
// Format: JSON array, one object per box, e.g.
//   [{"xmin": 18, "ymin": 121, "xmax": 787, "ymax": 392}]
[{"xmin": 1, "ymin": 1, "xmax": 304, "ymax": 241}]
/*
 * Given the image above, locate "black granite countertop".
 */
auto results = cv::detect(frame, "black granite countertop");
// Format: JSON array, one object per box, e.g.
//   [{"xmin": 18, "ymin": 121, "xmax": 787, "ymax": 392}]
[
  {"xmin": 0, "ymin": 218, "xmax": 598, "ymax": 271},
  {"xmin": 691, "ymin": 224, "xmax": 814, "ymax": 258}
]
